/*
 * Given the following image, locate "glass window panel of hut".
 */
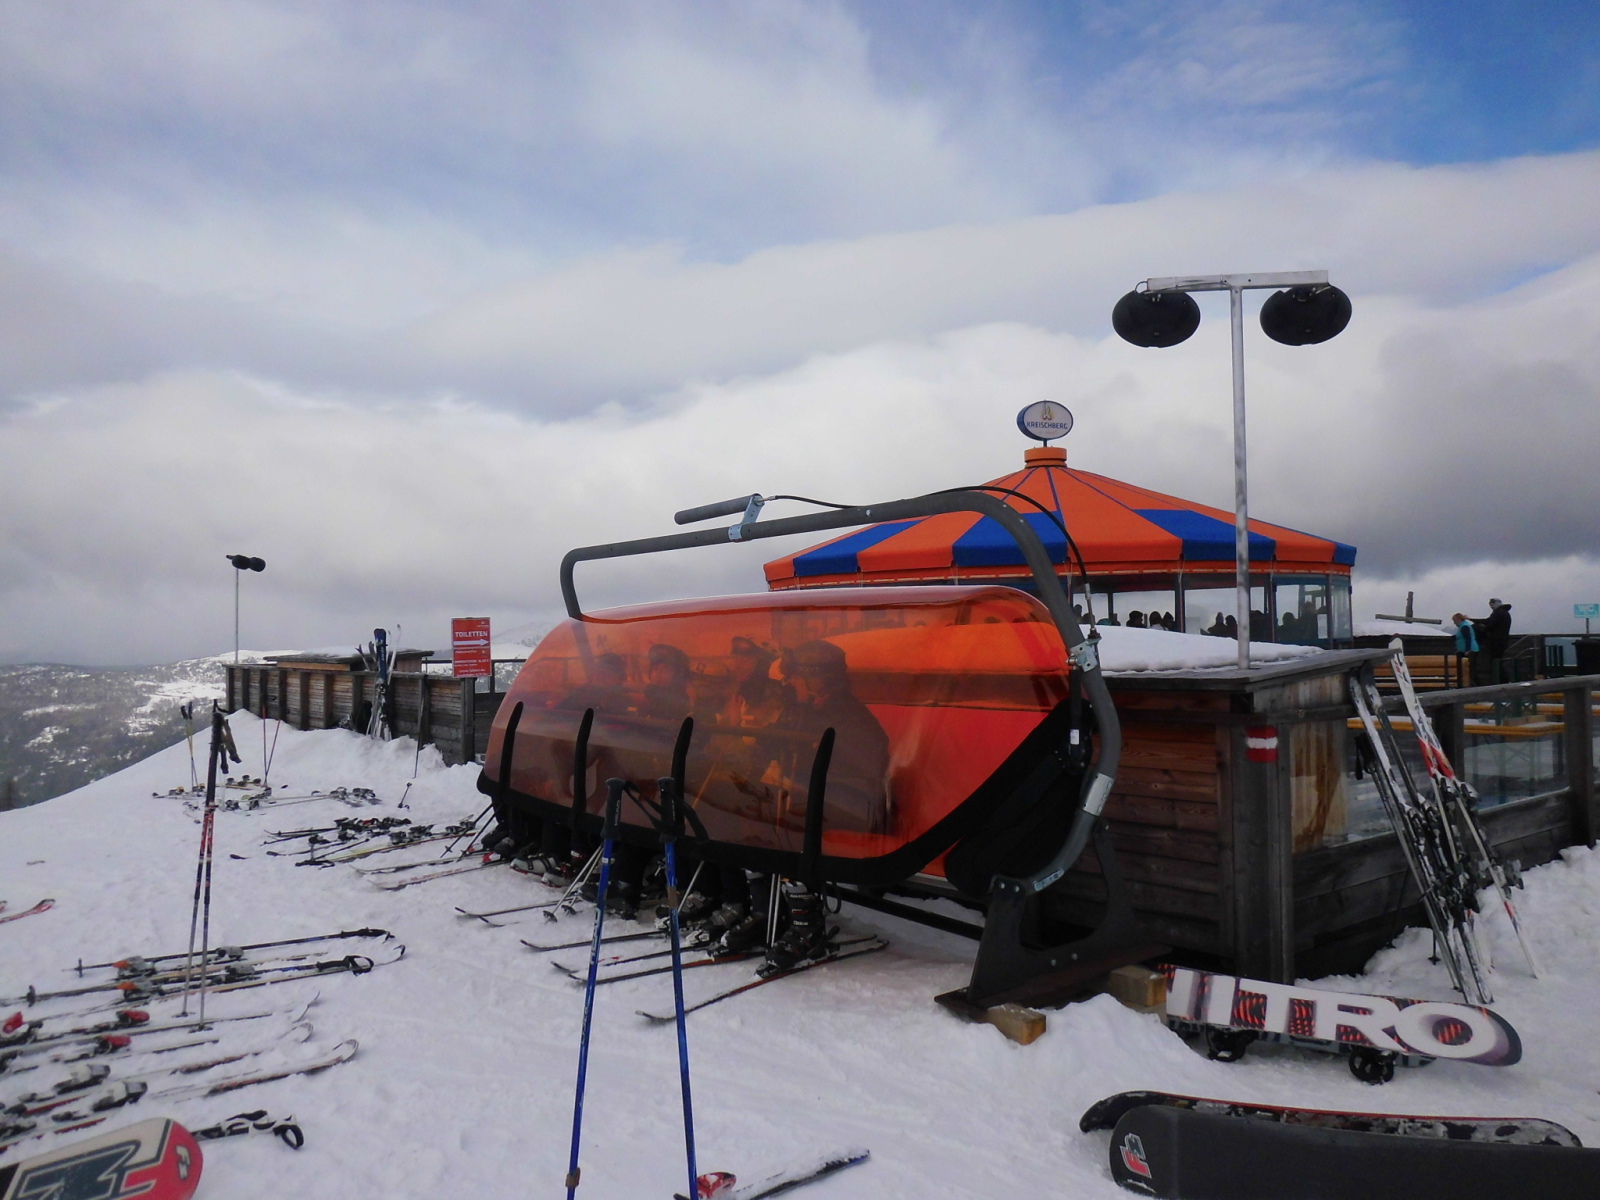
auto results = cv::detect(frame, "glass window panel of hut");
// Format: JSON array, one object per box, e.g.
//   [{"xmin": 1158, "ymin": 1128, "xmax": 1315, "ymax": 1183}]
[
  {"xmin": 1274, "ymin": 579, "xmax": 1332, "ymax": 647},
  {"xmin": 1098, "ymin": 589, "xmax": 1180, "ymax": 631},
  {"xmin": 1181, "ymin": 586, "xmax": 1268, "ymax": 639},
  {"xmin": 1462, "ymin": 690, "xmax": 1568, "ymax": 807},
  {"xmin": 1330, "ymin": 578, "xmax": 1353, "ymax": 644}
]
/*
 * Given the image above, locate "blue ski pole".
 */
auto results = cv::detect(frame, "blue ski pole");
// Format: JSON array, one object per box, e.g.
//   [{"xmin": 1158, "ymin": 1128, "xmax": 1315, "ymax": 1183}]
[
  {"xmin": 565, "ymin": 777, "xmax": 624, "ymax": 1200},
  {"xmin": 659, "ymin": 776, "xmax": 700, "ymax": 1200}
]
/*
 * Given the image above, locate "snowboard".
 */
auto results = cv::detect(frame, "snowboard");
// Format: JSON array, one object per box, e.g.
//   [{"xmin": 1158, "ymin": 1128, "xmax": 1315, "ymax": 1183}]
[
  {"xmin": 0, "ymin": 1117, "xmax": 201, "ymax": 1200},
  {"xmin": 1163, "ymin": 966, "xmax": 1521, "ymax": 1070},
  {"xmin": 1105, "ymin": 1104, "xmax": 1600, "ymax": 1199},
  {"xmin": 1081, "ymin": 1090, "xmax": 1579, "ymax": 1148}
]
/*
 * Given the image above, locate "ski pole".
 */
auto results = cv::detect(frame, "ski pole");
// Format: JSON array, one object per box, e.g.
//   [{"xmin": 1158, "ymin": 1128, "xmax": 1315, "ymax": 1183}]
[
  {"xmin": 565, "ymin": 777, "xmax": 624, "ymax": 1200},
  {"xmin": 180, "ymin": 708, "xmax": 225, "ymax": 1016},
  {"xmin": 659, "ymin": 776, "xmax": 699, "ymax": 1200}
]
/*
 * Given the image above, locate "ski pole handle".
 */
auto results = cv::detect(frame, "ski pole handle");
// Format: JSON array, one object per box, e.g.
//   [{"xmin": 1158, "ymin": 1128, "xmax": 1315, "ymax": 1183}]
[
  {"xmin": 657, "ymin": 776, "xmax": 679, "ymax": 844},
  {"xmin": 601, "ymin": 778, "xmax": 624, "ymax": 841}
]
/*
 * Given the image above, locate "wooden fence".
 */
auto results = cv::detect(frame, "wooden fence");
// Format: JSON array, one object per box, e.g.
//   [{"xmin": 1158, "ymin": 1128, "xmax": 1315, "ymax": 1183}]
[{"xmin": 223, "ymin": 664, "xmax": 508, "ymax": 766}]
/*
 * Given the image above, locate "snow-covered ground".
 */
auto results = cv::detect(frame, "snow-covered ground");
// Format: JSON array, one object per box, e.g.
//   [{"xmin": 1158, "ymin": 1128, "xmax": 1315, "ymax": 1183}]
[{"xmin": 3, "ymin": 714, "xmax": 1599, "ymax": 1198}]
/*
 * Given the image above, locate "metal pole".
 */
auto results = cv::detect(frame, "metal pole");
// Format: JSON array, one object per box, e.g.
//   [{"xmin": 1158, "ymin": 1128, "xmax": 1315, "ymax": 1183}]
[
  {"xmin": 1230, "ymin": 286, "xmax": 1250, "ymax": 670},
  {"xmin": 234, "ymin": 570, "xmax": 240, "ymax": 665}
]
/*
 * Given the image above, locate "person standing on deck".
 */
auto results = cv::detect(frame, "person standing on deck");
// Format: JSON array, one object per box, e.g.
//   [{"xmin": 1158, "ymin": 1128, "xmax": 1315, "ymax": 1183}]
[
  {"xmin": 1451, "ymin": 613, "xmax": 1480, "ymax": 686},
  {"xmin": 1481, "ymin": 599, "xmax": 1514, "ymax": 683}
]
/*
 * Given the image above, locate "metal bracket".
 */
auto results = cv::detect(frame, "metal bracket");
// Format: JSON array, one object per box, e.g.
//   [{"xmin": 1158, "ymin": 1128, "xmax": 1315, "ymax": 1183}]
[
  {"xmin": 1068, "ymin": 638, "xmax": 1100, "ymax": 673},
  {"xmin": 726, "ymin": 495, "xmax": 767, "ymax": 541}
]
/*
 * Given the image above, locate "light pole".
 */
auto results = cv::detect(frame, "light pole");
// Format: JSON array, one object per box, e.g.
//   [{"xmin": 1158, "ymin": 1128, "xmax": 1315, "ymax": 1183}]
[
  {"xmin": 1114, "ymin": 272, "xmax": 1351, "ymax": 668},
  {"xmin": 226, "ymin": 554, "xmax": 266, "ymax": 663}
]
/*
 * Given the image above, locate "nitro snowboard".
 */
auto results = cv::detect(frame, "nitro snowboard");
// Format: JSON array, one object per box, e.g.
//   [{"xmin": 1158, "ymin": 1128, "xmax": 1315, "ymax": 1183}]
[{"xmin": 1163, "ymin": 965, "xmax": 1520, "ymax": 1082}]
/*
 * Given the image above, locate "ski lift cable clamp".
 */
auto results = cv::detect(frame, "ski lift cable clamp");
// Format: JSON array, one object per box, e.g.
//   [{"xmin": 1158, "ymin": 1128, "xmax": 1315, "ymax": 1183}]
[{"xmin": 560, "ymin": 487, "xmax": 1123, "ymax": 897}]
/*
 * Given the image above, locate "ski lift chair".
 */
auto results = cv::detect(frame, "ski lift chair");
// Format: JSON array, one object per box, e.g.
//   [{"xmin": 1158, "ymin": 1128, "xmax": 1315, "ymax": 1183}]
[{"xmin": 479, "ymin": 491, "xmax": 1164, "ymax": 1008}]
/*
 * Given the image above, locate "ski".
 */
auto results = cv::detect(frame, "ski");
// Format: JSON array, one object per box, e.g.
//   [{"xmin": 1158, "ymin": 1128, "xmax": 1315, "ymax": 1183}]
[
  {"xmin": 1080, "ymin": 1090, "xmax": 1580, "ymax": 1148},
  {"xmin": 0, "ymin": 1117, "xmax": 202, "ymax": 1199},
  {"xmin": 568, "ymin": 933, "xmax": 879, "ymax": 985},
  {"xmin": 1, "ymin": 996, "xmax": 318, "ymax": 1061},
  {"xmin": 454, "ymin": 900, "xmax": 562, "ymax": 926},
  {"xmin": 1162, "ymin": 965, "xmax": 1521, "ymax": 1083},
  {"xmin": 72, "ymin": 927, "xmax": 392, "ymax": 976},
  {"xmin": 5, "ymin": 1025, "xmax": 315, "ymax": 1117},
  {"xmin": 369, "ymin": 860, "xmax": 504, "ymax": 890},
  {"xmin": 18, "ymin": 1041, "xmax": 358, "ymax": 1130},
  {"xmin": 557, "ymin": 950, "xmax": 756, "ymax": 986},
  {"xmin": 638, "ymin": 939, "xmax": 889, "ymax": 1023},
  {"xmin": 1102, "ymin": 1103, "xmax": 1600, "ymax": 1199},
  {"xmin": 674, "ymin": 1148, "xmax": 870, "ymax": 1200},
  {"xmin": 310, "ymin": 826, "xmax": 474, "ymax": 865},
  {"xmin": 522, "ymin": 929, "xmax": 660, "ymax": 953},
  {"xmin": 352, "ymin": 851, "xmax": 476, "ymax": 876},
  {"xmin": 1386, "ymin": 642, "xmax": 1541, "ymax": 977},
  {"xmin": 41, "ymin": 949, "xmax": 395, "ymax": 1021},
  {"xmin": 12, "ymin": 949, "xmax": 387, "ymax": 1007},
  {"xmin": 0, "ymin": 902, "xmax": 54, "ymax": 927},
  {"xmin": 553, "ymin": 934, "xmax": 716, "ymax": 975},
  {"xmin": 1349, "ymin": 665, "xmax": 1492, "ymax": 1004}
]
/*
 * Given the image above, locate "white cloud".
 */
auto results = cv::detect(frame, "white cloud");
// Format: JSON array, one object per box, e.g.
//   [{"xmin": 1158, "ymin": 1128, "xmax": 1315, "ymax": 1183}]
[
  {"xmin": 411, "ymin": 151, "xmax": 1600, "ymax": 399},
  {"xmin": 6, "ymin": 240, "xmax": 1600, "ymax": 663}
]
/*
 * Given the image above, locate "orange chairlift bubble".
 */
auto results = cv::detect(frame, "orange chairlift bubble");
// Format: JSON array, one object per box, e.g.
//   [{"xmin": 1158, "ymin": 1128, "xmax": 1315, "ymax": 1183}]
[{"xmin": 479, "ymin": 487, "xmax": 1161, "ymax": 1006}]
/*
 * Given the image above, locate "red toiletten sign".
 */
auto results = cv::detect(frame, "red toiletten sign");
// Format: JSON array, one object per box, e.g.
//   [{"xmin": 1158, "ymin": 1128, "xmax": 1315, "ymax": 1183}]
[{"xmin": 452, "ymin": 618, "xmax": 492, "ymax": 678}]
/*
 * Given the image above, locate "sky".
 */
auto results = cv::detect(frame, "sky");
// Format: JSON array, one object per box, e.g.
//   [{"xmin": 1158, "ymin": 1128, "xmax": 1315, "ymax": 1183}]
[{"xmin": 1, "ymin": 0, "xmax": 1598, "ymax": 664}]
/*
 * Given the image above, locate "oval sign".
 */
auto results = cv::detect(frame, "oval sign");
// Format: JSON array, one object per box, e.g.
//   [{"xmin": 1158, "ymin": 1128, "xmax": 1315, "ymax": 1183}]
[{"xmin": 1017, "ymin": 401, "xmax": 1073, "ymax": 443}]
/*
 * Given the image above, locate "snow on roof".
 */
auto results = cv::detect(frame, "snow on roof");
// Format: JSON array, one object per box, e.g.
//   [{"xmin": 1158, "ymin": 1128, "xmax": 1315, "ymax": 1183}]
[{"xmin": 1093, "ymin": 625, "xmax": 1322, "ymax": 674}]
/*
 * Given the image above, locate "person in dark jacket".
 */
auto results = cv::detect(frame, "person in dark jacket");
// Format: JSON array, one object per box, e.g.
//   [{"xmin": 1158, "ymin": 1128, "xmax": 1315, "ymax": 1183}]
[{"xmin": 1481, "ymin": 599, "xmax": 1513, "ymax": 682}]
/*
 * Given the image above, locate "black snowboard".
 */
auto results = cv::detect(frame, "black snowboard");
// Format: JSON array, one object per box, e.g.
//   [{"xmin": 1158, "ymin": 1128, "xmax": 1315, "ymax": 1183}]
[
  {"xmin": 1106, "ymin": 1105, "xmax": 1600, "ymax": 1199},
  {"xmin": 1081, "ymin": 1089, "xmax": 1580, "ymax": 1147}
]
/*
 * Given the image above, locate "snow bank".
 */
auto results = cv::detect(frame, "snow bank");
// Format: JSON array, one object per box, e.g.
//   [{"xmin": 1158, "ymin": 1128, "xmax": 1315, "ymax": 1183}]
[
  {"xmin": 1094, "ymin": 625, "xmax": 1322, "ymax": 673},
  {"xmin": 2, "ymin": 716, "xmax": 1597, "ymax": 1198}
]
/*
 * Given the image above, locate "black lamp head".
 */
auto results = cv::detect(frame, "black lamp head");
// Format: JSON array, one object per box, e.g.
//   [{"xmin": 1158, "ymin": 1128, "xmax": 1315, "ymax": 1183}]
[
  {"xmin": 227, "ymin": 554, "xmax": 266, "ymax": 572},
  {"xmin": 1112, "ymin": 289, "xmax": 1202, "ymax": 348},
  {"xmin": 1259, "ymin": 284, "xmax": 1352, "ymax": 346}
]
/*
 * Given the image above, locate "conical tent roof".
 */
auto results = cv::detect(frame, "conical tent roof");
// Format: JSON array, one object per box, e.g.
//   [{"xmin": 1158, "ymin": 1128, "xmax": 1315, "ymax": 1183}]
[{"xmin": 764, "ymin": 447, "xmax": 1355, "ymax": 591}]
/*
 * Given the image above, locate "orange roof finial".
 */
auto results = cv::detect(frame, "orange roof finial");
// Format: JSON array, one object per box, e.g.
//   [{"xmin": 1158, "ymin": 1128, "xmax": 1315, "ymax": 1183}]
[{"xmin": 1024, "ymin": 446, "xmax": 1066, "ymax": 467}]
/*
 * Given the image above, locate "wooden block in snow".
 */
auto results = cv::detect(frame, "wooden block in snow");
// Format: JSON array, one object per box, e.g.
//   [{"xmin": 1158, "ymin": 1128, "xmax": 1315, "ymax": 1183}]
[{"xmin": 935, "ymin": 989, "xmax": 1048, "ymax": 1045}]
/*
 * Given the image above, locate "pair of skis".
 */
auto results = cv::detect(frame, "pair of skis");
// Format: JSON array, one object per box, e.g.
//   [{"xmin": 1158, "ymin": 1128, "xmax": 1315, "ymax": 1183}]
[
  {"xmin": 1349, "ymin": 663, "xmax": 1492, "ymax": 1003},
  {"xmin": 1385, "ymin": 644, "xmax": 1540, "ymax": 978}
]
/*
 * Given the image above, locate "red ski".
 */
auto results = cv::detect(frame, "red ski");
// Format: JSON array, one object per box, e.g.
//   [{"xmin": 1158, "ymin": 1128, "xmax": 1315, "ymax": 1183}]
[
  {"xmin": 0, "ymin": 902, "xmax": 53, "ymax": 927},
  {"xmin": 0, "ymin": 1117, "xmax": 201, "ymax": 1200}
]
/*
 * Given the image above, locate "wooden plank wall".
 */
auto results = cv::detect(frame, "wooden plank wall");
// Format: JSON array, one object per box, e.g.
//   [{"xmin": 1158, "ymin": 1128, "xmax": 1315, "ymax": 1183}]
[
  {"xmin": 1045, "ymin": 690, "xmax": 1226, "ymax": 957},
  {"xmin": 222, "ymin": 665, "xmax": 486, "ymax": 766}
]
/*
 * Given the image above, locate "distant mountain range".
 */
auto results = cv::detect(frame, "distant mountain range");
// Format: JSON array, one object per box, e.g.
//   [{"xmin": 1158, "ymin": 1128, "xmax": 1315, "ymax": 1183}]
[{"xmin": 0, "ymin": 655, "xmax": 264, "ymax": 809}]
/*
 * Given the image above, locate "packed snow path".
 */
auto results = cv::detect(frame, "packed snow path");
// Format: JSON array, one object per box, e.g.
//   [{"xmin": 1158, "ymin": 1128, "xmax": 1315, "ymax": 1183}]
[{"xmin": 2, "ymin": 713, "xmax": 1598, "ymax": 1198}]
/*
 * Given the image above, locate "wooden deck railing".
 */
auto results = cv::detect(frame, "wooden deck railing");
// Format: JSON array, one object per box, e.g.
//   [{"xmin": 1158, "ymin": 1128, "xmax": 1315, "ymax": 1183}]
[{"xmin": 222, "ymin": 663, "xmax": 511, "ymax": 766}]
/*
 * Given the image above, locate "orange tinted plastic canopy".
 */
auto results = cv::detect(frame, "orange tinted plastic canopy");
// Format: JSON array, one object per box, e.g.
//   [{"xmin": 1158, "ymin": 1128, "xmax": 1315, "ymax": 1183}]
[{"xmin": 486, "ymin": 586, "xmax": 1072, "ymax": 873}]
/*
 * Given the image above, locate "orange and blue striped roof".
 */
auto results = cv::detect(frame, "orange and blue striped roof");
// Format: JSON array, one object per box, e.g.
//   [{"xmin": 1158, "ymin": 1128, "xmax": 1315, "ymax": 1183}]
[{"xmin": 764, "ymin": 447, "xmax": 1355, "ymax": 590}]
